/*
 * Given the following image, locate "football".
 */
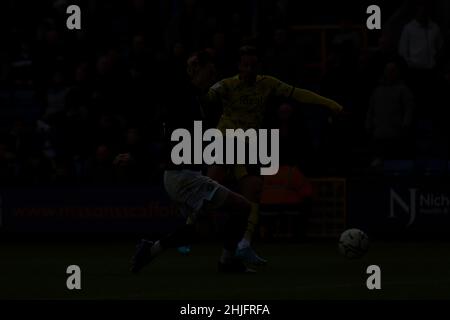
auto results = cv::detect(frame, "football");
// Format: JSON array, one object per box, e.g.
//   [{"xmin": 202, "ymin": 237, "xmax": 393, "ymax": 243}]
[{"xmin": 338, "ymin": 229, "xmax": 369, "ymax": 259}]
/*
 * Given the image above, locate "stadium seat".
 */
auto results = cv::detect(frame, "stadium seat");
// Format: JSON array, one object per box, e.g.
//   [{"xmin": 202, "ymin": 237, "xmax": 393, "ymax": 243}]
[
  {"xmin": 259, "ymin": 166, "xmax": 313, "ymax": 240},
  {"xmin": 382, "ymin": 160, "xmax": 415, "ymax": 176},
  {"xmin": 416, "ymin": 159, "xmax": 449, "ymax": 176}
]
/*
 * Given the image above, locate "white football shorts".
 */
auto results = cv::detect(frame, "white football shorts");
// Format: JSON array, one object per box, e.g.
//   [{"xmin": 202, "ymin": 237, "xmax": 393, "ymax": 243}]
[{"xmin": 163, "ymin": 170, "xmax": 229, "ymax": 219}]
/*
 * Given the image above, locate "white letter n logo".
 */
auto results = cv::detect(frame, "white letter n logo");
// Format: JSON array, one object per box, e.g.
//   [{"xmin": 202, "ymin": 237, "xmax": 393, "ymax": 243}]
[{"xmin": 389, "ymin": 188, "xmax": 417, "ymax": 227}]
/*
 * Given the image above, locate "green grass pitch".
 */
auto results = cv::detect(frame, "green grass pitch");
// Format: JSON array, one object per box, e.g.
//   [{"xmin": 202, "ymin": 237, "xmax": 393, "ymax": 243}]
[{"xmin": 1, "ymin": 241, "xmax": 449, "ymax": 300}]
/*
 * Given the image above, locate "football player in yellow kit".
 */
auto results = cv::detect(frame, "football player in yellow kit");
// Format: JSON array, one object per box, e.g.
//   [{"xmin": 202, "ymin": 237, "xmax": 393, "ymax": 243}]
[{"xmin": 202, "ymin": 46, "xmax": 344, "ymax": 265}]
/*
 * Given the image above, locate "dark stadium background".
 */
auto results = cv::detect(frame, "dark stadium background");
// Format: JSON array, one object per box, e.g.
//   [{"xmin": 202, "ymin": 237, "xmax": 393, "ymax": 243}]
[{"xmin": 0, "ymin": 0, "xmax": 450, "ymax": 301}]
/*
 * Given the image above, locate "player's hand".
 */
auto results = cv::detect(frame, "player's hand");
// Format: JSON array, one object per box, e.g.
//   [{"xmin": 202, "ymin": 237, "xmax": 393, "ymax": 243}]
[
  {"xmin": 329, "ymin": 102, "xmax": 352, "ymax": 124},
  {"xmin": 331, "ymin": 101, "xmax": 345, "ymax": 115}
]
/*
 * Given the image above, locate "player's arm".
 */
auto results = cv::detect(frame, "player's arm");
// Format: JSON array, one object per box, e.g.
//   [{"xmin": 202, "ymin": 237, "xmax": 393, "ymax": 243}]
[
  {"xmin": 291, "ymin": 88, "xmax": 344, "ymax": 114},
  {"xmin": 270, "ymin": 76, "xmax": 344, "ymax": 114},
  {"xmin": 199, "ymin": 80, "xmax": 226, "ymax": 120}
]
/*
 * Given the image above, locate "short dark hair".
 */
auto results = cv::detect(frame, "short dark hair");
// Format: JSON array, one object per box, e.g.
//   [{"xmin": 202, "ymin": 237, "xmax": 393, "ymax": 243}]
[
  {"xmin": 189, "ymin": 49, "xmax": 215, "ymax": 67},
  {"xmin": 239, "ymin": 45, "xmax": 259, "ymax": 58},
  {"xmin": 187, "ymin": 49, "xmax": 215, "ymax": 77}
]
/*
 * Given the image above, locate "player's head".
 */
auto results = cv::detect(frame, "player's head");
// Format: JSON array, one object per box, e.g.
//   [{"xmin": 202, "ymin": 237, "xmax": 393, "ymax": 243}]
[
  {"xmin": 273, "ymin": 28, "xmax": 288, "ymax": 47},
  {"xmin": 278, "ymin": 101, "xmax": 295, "ymax": 123},
  {"xmin": 414, "ymin": 1, "xmax": 430, "ymax": 24},
  {"xmin": 238, "ymin": 46, "xmax": 259, "ymax": 84},
  {"xmin": 384, "ymin": 62, "xmax": 400, "ymax": 83},
  {"xmin": 187, "ymin": 49, "xmax": 216, "ymax": 90}
]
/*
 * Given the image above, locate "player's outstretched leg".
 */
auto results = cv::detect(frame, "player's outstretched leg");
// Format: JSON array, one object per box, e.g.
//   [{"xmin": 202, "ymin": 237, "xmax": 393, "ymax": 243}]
[
  {"xmin": 235, "ymin": 201, "xmax": 268, "ymax": 266},
  {"xmin": 130, "ymin": 224, "xmax": 195, "ymax": 274},
  {"xmin": 207, "ymin": 166, "xmax": 267, "ymax": 266},
  {"xmin": 130, "ymin": 239, "xmax": 156, "ymax": 274},
  {"xmin": 177, "ymin": 215, "xmax": 194, "ymax": 255}
]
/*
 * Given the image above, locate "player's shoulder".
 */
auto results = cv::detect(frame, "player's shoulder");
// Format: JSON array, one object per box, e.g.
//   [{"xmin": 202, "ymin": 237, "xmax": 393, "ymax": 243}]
[
  {"xmin": 257, "ymin": 75, "xmax": 289, "ymax": 92},
  {"xmin": 257, "ymin": 75, "xmax": 282, "ymax": 84},
  {"xmin": 210, "ymin": 75, "xmax": 238, "ymax": 91}
]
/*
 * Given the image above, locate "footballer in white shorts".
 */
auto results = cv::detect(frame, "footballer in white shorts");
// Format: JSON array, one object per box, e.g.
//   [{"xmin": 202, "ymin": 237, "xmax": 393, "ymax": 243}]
[{"xmin": 163, "ymin": 169, "xmax": 230, "ymax": 221}]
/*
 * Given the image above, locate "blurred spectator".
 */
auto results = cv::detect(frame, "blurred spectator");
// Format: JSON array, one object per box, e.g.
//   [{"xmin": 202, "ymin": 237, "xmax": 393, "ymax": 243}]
[
  {"xmin": 355, "ymin": 33, "xmax": 403, "ymax": 139},
  {"xmin": 261, "ymin": 0, "xmax": 293, "ymax": 32},
  {"xmin": 0, "ymin": 139, "xmax": 17, "ymax": 184},
  {"xmin": 167, "ymin": 0, "xmax": 209, "ymax": 52},
  {"xmin": 263, "ymin": 28, "xmax": 304, "ymax": 85},
  {"xmin": 210, "ymin": 32, "xmax": 236, "ymax": 78},
  {"xmin": 44, "ymin": 70, "xmax": 69, "ymax": 120},
  {"xmin": 10, "ymin": 41, "xmax": 33, "ymax": 86},
  {"xmin": 399, "ymin": 3, "xmax": 443, "ymax": 71},
  {"xmin": 66, "ymin": 61, "xmax": 93, "ymax": 108},
  {"xmin": 332, "ymin": 19, "xmax": 362, "ymax": 61},
  {"xmin": 361, "ymin": 33, "xmax": 399, "ymax": 88},
  {"xmin": 19, "ymin": 148, "xmax": 53, "ymax": 186},
  {"xmin": 114, "ymin": 127, "xmax": 156, "ymax": 184},
  {"xmin": 277, "ymin": 102, "xmax": 302, "ymax": 166},
  {"xmin": 87, "ymin": 144, "xmax": 115, "ymax": 185},
  {"xmin": 366, "ymin": 61, "xmax": 414, "ymax": 165},
  {"xmin": 93, "ymin": 112, "xmax": 122, "ymax": 149},
  {"xmin": 321, "ymin": 21, "xmax": 361, "ymax": 116},
  {"xmin": 51, "ymin": 155, "xmax": 75, "ymax": 185},
  {"xmin": 93, "ymin": 48, "xmax": 131, "ymax": 116},
  {"xmin": 33, "ymin": 25, "xmax": 69, "ymax": 87},
  {"xmin": 168, "ymin": 42, "xmax": 189, "ymax": 85},
  {"xmin": 128, "ymin": 34, "xmax": 152, "ymax": 82},
  {"xmin": 268, "ymin": 100, "xmax": 317, "ymax": 173},
  {"xmin": 1, "ymin": 0, "xmax": 449, "ymax": 185},
  {"xmin": 398, "ymin": 2, "xmax": 445, "ymax": 147}
]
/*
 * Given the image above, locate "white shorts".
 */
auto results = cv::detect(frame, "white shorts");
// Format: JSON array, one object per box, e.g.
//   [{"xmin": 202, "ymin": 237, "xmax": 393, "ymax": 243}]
[{"xmin": 164, "ymin": 170, "xmax": 229, "ymax": 218}]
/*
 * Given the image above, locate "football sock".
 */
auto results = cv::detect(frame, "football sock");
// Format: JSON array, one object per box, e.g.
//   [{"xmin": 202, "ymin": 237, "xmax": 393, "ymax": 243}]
[
  {"xmin": 238, "ymin": 238, "xmax": 250, "ymax": 250},
  {"xmin": 220, "ymin": 249, "xmax": 234, "ymax": 263},
  {"xmin": 239, "ymin": 202, "xmax": 259, "ymax": 248},
  {"xmin": 159, "ymin": 224, "xmax": 196, "ymax": 249},
  {"xmin": 151, "ymin": 241, "xmax": 162, "ymax": 256},
  {"xmin": 223, "ymin": 205, "xmax": 249, "ymax": 255}
]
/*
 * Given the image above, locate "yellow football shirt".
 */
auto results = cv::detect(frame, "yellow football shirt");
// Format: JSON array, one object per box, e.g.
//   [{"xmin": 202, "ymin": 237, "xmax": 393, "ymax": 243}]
[{"xmin": 204, "ymin": 75, "xmax": 343, "ymax": 132}]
